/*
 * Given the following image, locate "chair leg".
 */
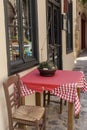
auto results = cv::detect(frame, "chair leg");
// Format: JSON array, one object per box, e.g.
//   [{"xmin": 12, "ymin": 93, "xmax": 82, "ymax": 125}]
[
  {"xmin": 43, "ymin": 91, "xmax": 46, "ymax": 107},
  {"xmin": 64, "ymin": 100, "xmax": 67, "ymax": 105},
  {"xmin": 43, "ymin": 110, "xmax": 46, "ymax": 130},
  {"xmin": 47, "ymin": 91, "xmax": 50, "ymax": 105},
  {"xmin": 59, "ymin": 98, "xmax": 62, "ymax": 114},
  {"xmin": 43, "ymin": 91, "xmax": 50, "ymax": 106},
  {"xmin": 43, "ymin": 91, "xmax": 63, "ymax": 114},
  {"xmin": 37, "ymin": 112, "xmax": 46, "ymax": 130},
  {"xmin": 35, "ymin": 122, "xmax": 40, "ymax": 130}
]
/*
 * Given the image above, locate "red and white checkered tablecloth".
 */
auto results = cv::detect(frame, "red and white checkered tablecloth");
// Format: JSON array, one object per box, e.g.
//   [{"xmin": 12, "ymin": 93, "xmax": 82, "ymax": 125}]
[
  {"xmin": 51, "ymin": 83, "xmax": 80, "ymax": 115},
  {"xmin": 20, "ymin": 70, "xmax": 87, "ymax": 116},
  {"xmin": 20, "ymin": 81, "xmax": 35, "ymax": 96}
]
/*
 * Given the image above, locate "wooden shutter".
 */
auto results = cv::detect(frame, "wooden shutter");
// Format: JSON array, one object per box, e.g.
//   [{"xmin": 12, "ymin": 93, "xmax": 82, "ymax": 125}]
[{"xmin": 64, "ymin": 0, "xmax": 68, "ymax": 13}]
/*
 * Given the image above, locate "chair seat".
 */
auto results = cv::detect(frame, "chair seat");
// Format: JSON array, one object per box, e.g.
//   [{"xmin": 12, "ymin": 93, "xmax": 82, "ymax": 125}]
[{"xmin": 12, "ymin": 105, "xmax": 45, "ymax": 122}]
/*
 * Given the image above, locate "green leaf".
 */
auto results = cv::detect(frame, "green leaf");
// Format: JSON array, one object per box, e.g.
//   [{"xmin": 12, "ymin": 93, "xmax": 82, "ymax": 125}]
[{"xmin": 38, "ymin": 61, "xmax": 57, "ymax": 70}]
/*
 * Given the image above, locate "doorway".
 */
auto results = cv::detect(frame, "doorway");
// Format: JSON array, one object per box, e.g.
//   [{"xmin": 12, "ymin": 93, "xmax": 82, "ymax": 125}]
[
  {"xmin": 81, "ymin": 13, "xmax": 86, "ymax": 50},
  {"xmin": 47, "ymin": 0, "xmax": 62, "ymax": 69}
]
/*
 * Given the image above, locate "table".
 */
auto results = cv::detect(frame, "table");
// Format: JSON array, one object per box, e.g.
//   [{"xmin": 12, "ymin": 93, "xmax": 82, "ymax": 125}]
[{"xmin": 21, "ymin": 69, "xmax": 87, "ymax": 130}]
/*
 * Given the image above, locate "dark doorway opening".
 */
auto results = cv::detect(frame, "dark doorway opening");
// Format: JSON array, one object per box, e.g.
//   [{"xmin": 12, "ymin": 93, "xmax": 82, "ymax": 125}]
[{"xmin": 47, "ymin": 0, "xmax": 62, "ymax": 69}]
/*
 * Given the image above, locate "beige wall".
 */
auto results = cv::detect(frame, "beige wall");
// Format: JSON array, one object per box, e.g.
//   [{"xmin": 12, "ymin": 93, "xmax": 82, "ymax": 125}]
[
  {"xmin": 0, "ymin": 0, "xmax": 77, "ymax": 130},
  {"xmin": 61, "ymin": 0, "xmax": 76, "ymax": 70},
  {"xmin": 0, "ymin": 1, "xmax": 8, "ymax": 130},
  {"xmin": 62, "ymin": 31, "xmax": 75, "ymax": 70},
  {"xmin": 37, "ymin": 0, "xmax": 47, "ymax": 62}
]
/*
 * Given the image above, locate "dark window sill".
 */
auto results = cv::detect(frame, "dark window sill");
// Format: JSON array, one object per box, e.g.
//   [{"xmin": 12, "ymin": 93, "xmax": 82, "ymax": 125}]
[
  {"xmin": 66, "ymin": 49, "xmax": 73, "ymax": 54},
  {"xmin": 9, "ymin": 59, "xmax": 39, "ymax": 75}
]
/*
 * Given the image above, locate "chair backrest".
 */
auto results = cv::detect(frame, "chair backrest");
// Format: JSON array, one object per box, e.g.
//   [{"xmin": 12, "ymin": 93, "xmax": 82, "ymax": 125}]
[{"xmin": 3, "ymin": 74, "xmax": 22, "ymax": 130}]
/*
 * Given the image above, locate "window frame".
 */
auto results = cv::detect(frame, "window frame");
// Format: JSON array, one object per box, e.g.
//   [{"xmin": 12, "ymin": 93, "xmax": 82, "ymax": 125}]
[{"xmin": 4, "ymin": 0, "xmax": 39, "ymax": 75}]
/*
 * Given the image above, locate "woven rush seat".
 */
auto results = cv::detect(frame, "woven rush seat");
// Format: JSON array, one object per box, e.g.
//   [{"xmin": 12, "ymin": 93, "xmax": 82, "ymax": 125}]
[
  {"xmin": 3, "ymin": 74, "xmax": 46, "ymax": 130},
  {"xmin": 12, "ymin": 105, "xmax": 45, "ymax": 122}
]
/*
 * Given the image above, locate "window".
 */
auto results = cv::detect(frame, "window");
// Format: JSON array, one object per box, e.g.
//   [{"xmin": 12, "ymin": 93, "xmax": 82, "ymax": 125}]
[
  {"xmin": 4, "ymin": 0, "xmax": 39, "ymax": 75},
  {"xmin": 66, "ymin": 1, "xmax": 73, "ymax": 53}
]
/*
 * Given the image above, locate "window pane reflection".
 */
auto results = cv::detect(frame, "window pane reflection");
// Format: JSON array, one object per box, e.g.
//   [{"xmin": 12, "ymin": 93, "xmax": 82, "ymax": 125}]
[
  {"xmin": 8, "ymin": 0, "xmax": 33, "ymax": 62},
  {"xmin": 22, "ymin": 0, "xmax": 32, "ymax": 58},
  {"xmin": 8, "ymin": 0, "xmax": 20, "ymax": 61}
]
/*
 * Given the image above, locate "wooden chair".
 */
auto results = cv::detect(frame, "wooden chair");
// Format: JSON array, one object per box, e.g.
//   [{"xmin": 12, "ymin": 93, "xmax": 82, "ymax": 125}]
[
  {"xmin": 3, "ymin": 74, "xmax": 46, "ymax": 130},
  {"xmin": 43, "ymin": 91, "xmax": 66, "ymax": 114}
]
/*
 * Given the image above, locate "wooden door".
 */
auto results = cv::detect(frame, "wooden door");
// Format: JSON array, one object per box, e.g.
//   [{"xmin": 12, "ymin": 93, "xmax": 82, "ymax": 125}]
[
  {"xmin": 47, "ymin": 0, "xmax": 62, "ymax": 69},
  {"xmin": 81, "ymin": 14, "xmax": 86, "ymax": 49}
]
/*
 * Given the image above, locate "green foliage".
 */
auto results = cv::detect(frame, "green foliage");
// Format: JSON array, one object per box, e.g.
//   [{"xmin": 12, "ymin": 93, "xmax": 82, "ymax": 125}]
[
  {"xmin": 12, "ymin": 35, "xmax": 17, "ymax": 39},
  {"xmin": 38, "ymin": 61, "xmax": 56, "ymax": 70}
]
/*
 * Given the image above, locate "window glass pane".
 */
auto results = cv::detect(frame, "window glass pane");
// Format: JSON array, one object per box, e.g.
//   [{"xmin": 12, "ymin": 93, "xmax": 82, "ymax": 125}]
[
  {"xmin": 9, "ymin": 27, "xmax": 20, "ymax": 61},
  {"xmin": 8, "ymin": 0, "xmax": 20, "ymax": 61},
  {"xmin": 22, "ymin": 0, "xmax": 32, "ymax": 58}
]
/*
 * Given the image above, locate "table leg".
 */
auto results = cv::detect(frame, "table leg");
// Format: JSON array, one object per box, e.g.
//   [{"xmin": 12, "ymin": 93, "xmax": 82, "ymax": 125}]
[
  {"xmin": 68, "ymin": 102, "xmax": 74, "ymax": 130},
  {"xmin": 75, "ymin": 88, "xmax": 80, "ymax": 119},
  {"xmin": 21, "ymin": 96, "xmax": 25, "ymax": 105},
  {"xmin": 35, "ymin": 92, "xmax": 41, "ymax": 106},
  {"xmin": 77, "ymin": 88, "xmax": 80, "ymax": 99}
]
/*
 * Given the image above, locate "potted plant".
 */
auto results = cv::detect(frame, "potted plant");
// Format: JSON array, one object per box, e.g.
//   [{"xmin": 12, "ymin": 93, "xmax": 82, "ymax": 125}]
[{"xmin": 38, "ymin": 61, "xmax": 57, "ymax": 76}]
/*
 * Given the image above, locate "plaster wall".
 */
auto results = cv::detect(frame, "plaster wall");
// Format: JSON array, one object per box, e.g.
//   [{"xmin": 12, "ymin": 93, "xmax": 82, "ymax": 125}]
[
  {"xmin": 0, "ymin": 1, "xmax": 9, "ymax": 130},
  {"xmin": 62, "ymin": 31, "xmax": 75, "ymax": 70},
  {"xmin": 62, "ymin": 0, "xmax": 76, "ymax": 70},
  {"xmin": 37, "ymin": 0, "xmax": 47, "ymax": 62}
]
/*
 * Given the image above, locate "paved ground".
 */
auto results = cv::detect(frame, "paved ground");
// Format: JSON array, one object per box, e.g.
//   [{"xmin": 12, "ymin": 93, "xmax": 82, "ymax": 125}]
[{"xmin": 46, "ymin": 50, "xmax": 87, "ymax": 130}]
